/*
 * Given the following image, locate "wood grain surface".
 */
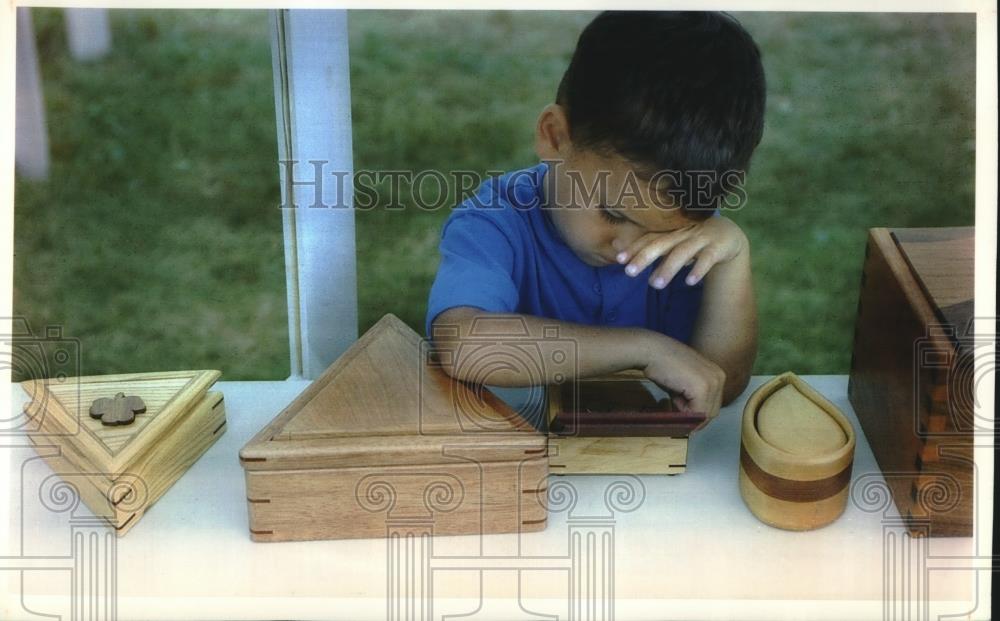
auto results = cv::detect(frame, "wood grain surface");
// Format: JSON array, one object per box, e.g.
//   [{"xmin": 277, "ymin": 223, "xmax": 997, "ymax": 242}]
[
  {"xmin": 892, "ymin": 227, "xmax": 974, "ymax": 352},
  {"xmin": 755, "ymin": 383, "xmax": 846, "ymax": 455},
  {"xmin": 28, "ymin": 391, "xmax": 226, "ymax": 536},
  {"xmin": 739, "ymin": 373, "xmax": 856, "ymax": 531},
  {"xmin": 548, "ymin": 436, "xmax": 688, "ymax": 475},
  {"xmin": 23, "ymin": 370, "xmax": 221, "ymax": 472},
  {"xmin": 245, "ymin": 457, "xmax": 548, "ymax": 542},
  {"xmin": 547, "ymin": 374, "xmax": 707, "ymax": 437},
  {"xmin": 543, "ymin": 372, "xmax": 702, "ymax": 474},
  {"xmin": 239, "ymin": 314, "xmax": 550, "ymax": 541},
  {"xmin": 241, "ymin": 314, "xmax": 541, "ymax": 451},
  {"xmin": 848, "ymin": 227, "xmax": 974, "ymax": 537}
]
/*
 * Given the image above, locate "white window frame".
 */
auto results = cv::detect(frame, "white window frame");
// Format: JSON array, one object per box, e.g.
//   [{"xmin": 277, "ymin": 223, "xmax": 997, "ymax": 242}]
[{"xmin": 270, "ymin": 9, "xmax": 358, "ymax": 380}]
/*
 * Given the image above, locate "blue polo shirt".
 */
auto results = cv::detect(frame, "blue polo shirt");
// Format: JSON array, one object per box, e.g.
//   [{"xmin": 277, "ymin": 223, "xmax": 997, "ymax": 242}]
[{"xmin": 425, "ymin": 162, "xmax": 704, "ymax": 341}]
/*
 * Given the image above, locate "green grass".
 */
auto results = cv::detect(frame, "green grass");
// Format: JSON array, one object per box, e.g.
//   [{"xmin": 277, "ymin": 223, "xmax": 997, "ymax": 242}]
[{"xmin": 13, "ymin": 10, "xmax": 975, "ymax": 380}]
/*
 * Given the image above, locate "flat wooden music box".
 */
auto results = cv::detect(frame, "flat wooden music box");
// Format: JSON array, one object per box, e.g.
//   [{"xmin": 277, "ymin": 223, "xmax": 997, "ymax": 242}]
[
  {"xmin": 239, "ymin": 314, "xmax": 548, "ymax": 542},
  {"xmin": 20, "ymin": 370, "xmax": 225, "ymax": 535},
  {"xmin": 545, "ymin": 371, "xmax": 708, "ymax": 475},
  {"xmin": 849, "ymin": 227, "xmax": 975, "ymax": 537}
]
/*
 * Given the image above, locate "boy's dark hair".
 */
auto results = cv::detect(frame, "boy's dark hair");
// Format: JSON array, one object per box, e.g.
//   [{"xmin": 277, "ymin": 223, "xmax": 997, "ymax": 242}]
[{"xmin": 556, "ymin": 11, "xmax": 766, "ymax": 214}]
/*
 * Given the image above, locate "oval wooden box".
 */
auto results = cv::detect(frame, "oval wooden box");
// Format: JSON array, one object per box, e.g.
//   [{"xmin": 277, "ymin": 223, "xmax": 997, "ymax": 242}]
[{"xmin": 739, "ymin": 372, "xmax": 856, "ymax": 530}]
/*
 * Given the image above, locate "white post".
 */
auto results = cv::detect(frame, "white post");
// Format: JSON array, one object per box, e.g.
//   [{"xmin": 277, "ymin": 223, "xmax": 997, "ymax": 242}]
[
  {"xmin": 15, "ymin": 8, "xmax": 50, "ymax": 180},
  {"xmin": 64, "ymin": 8, "xmax": 111, "ymax": 61},
  {"xmin": 270, "ymin": 10, "xmax": 358, "ymax": 380}
]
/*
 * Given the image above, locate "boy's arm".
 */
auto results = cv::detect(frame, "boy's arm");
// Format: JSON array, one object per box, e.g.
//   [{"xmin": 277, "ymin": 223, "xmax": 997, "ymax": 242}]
[
  {"xmin": 432, "ymin": 306, "xmax": 726, "ymax": 417},
  {"xmin": 617, "ymin": 216, "xmax": 757, "ymax": 405},
  {"xmin": 689, "ymin": 235, "xmax": 757, "ymax": 404}
]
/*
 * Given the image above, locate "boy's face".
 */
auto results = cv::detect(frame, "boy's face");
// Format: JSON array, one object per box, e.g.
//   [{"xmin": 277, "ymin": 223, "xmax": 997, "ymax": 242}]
[
  {"xmin": 541, "ymin": 148, "xmax": 701, "ymax": 267},
  {"xmin": 534, "ymin": 104, "xmax": 702, "ymax": 267}
]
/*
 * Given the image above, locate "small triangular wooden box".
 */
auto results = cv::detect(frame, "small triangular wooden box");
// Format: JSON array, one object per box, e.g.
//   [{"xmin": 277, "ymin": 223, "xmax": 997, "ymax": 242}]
[
  {"xmin": 546, "ymin": 371, "xmax": 708, "ymax": 475},
  {"xmin": 21, "ymin": 370, "xmax": 225, "ymax": 536},
  {"xmin": 239, "ymin": 314, "xmax": 548, "ymax": 542}
]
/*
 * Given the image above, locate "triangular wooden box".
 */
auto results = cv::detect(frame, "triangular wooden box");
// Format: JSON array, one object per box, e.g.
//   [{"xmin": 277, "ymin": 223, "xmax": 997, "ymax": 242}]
[
  {"xmin": 21, "ymin": 370, "xmax": 225, "ymax": 535},
  {"xmin": 546, "ymin": 370, "xmax": 708, "ymax": 475},
  {"xmin": 239, "ymin": 314, "xmax": 548, "ymax": 542}
]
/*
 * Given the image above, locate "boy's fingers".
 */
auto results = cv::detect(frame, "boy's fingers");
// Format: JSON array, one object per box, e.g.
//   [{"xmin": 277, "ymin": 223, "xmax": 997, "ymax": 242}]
[
  {"xmin": 649, "ymin": 238, "xmax": 706, "ymax": 288},
  {"xmin": 684, "ymin": 246, "xmax": 720, "ymax": 286},
  {"xmin": 628, "ymin": 237, "xmax": 684, "ymax": 275},
  {"xmin": 621, "ymin": 230, "xmax": 687, "ymax": 274},
  {"xmin": 673, "ymin": 394, "xmax": 693, "ymax": 412},
  {"xmin": 686, "ymin": 391, "xmax": 707, "ymax": 416},
  {"xmin": 688, "ymin": 384, "xmax": 721, "ymax": 419},
  {"xmin": 619, "ymin": 233, "xmax": 664, "ymax": 272},
  {"xmin": 625, "ymin": 241, "xmax": 669, "ymax": 275}
]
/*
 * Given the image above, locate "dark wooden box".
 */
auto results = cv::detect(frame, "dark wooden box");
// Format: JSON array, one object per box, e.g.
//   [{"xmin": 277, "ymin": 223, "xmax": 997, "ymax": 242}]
[
  {"xmin": 545, "ymin": 370, "xmax": 708, "ymax": 475},
  {"xmin": 848, "ymin": 227, "xmax": 975, "ymax": 537}
]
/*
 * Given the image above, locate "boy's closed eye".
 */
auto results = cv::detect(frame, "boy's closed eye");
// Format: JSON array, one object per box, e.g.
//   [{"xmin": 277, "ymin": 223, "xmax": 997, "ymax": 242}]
[{"xmin": 598, "ymin": 204, "xmax": 630, "ymax": 225}]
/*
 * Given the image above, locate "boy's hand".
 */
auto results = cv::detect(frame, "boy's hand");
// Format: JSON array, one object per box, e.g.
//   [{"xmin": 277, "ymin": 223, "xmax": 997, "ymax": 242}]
[
  {"xmin": 615, "ymin": 216, "xmax": 748, "ymax": 289},
  {"xmin": 641, "ymin": 334, "xmax": 726, "ymax": 418}
]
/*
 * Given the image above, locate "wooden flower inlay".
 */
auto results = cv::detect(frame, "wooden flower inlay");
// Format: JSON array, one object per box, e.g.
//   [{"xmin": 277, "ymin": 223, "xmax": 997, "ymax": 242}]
[{"xmin": 89, "ymin": 392, "xmax": 147, "ymax": 426}]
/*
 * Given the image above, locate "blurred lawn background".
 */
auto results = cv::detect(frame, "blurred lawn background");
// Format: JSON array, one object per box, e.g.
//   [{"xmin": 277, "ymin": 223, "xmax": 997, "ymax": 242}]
[{"xmin": 13, "ymin": 10, "xmax": 975, "ymax": 380}]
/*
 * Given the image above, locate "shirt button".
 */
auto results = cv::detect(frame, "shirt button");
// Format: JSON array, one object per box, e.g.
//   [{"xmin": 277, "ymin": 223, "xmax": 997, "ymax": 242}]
[{"xmin": 593, "ymin": 283, "xmax": 602, "ymax": 294}]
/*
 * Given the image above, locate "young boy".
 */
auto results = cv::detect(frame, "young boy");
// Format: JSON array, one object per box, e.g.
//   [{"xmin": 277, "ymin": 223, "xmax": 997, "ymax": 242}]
[{"xmin": 425, "ymin": 11, "xmax": 766, "ymax": 419}]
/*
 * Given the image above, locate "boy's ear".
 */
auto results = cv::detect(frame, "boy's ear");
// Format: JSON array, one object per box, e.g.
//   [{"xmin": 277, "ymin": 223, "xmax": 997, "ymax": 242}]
[{"xmin": 534, "ymin": 103, "xmax": 572, "ymax": 160}]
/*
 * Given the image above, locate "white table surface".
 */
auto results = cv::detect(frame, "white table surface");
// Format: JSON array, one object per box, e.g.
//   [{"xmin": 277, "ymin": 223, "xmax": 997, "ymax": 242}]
[{"xmin": 1, "ymin": 376, "xmax": 985, "ymax": 620}]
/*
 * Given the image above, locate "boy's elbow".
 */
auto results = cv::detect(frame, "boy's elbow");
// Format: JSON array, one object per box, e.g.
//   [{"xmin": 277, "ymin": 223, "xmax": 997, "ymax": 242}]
[
  {"xmin": 430, "ymin": 336, "xmax": 521, "ymax": 387},
  {"xmin": 429, "ymin": 316, "xmax": 465, "ymax": 381},
  {"xmin": 428, "ymin": 307, "xmax": 484, "ymax": 383},
  {"xmin": 428, "ymin": 307, "xmax": 530, "ymax": 387},
  {"xmin": 433, "ymin": 345, "xmax": 462, "ymax": 380}
]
